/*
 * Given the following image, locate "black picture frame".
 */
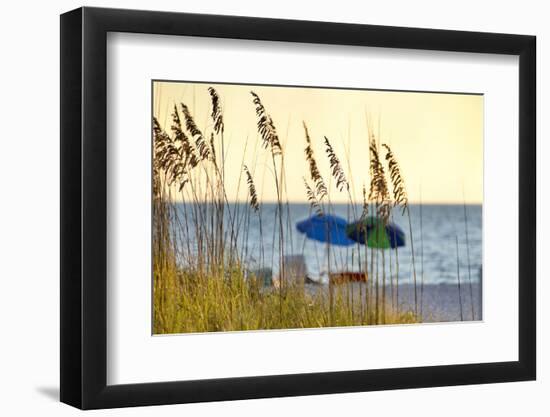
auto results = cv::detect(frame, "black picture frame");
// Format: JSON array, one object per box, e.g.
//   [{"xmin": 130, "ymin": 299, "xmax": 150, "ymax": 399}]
[{"xmin": 60, "ymin": 6, "xmax": 536, "ymax": 410}]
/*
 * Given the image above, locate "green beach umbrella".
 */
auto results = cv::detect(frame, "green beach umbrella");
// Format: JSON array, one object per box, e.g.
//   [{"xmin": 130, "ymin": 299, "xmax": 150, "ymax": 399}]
[{"xmin": 346, "ymin": 216, "xmax": 406, "ymax": 249}]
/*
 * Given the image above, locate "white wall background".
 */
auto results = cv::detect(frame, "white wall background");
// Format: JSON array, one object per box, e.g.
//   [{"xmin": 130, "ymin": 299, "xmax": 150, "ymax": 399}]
[{"xmin": 0, "ymin": 0, "xmax": 545, "ymax": 415}]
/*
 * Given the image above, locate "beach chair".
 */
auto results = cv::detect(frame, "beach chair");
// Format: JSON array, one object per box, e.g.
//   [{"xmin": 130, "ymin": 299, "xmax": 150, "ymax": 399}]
[
  {"xmin": 249, "ymin": 267, "xmax": 272, "ymax": 287},
  {"xmin": 273, "ymin": 254, "xmax": 312, "ymax": 288},
  {"xmin": 329, "ymin": 271, "xmax": 368, "ymax": 285}
]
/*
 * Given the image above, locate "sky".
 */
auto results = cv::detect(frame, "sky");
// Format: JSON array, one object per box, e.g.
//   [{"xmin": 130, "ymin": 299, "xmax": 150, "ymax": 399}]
[{"xmin": 153, "ymin": 81, "xmax": 483, "ymax": 204}]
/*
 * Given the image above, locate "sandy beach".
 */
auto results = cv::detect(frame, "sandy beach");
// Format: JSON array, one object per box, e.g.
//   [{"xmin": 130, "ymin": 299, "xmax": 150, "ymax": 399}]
[
  {"xmin": 305, "ymin": 282, "xmax": 482, "ymax": 324},
  {"xmin": 395, "ymin": 283, "xmax": 482, "ymax": 322}
]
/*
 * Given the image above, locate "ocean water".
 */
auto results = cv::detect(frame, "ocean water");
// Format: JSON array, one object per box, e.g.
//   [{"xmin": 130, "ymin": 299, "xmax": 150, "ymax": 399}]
[{"xmin": 172, "ymin": 203, "xmax": 482, "ymax": 287}]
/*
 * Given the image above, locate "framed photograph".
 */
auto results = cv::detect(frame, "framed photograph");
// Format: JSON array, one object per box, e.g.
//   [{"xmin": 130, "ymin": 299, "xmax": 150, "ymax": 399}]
[{"xmin": 60, "ymin": 6, "xmax": 536, "ymax": 409}]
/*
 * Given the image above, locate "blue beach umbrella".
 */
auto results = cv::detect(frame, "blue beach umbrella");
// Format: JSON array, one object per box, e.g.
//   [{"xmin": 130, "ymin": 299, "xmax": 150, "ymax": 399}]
[
  {"xmin": 346, "ymin": 216, "xmax": 405, "ymax": 249},
  {"xmin": 296, "ymin": 214, "xmax": 355, "ymax": 246}
]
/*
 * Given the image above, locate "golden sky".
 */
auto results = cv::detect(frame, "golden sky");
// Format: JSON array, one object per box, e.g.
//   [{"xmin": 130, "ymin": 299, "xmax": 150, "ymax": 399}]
[{"xmin": 153, "ymin": 81, "xmax": 483, "ymax": 204}]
